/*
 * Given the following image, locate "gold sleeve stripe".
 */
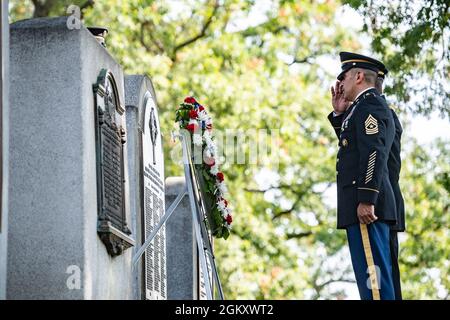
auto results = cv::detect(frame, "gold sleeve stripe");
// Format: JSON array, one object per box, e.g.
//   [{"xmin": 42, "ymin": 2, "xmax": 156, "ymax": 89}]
[
  {"xmin": 358, "ymin": 187, "xmax": 379, "ymax": 193},
  {"xmin": 365, "ymin": 152, "xmax": 376, "ymax": 184},
  {"xmin": 359, "ymin": 224, "xmax": 381, "ymax": 300}
]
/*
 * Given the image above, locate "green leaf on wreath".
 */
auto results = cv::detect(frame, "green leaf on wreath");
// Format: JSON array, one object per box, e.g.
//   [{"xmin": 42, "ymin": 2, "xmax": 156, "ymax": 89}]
[{"xmin": 222, "ymin": 228, "xmax": 230, "ymax": 240}]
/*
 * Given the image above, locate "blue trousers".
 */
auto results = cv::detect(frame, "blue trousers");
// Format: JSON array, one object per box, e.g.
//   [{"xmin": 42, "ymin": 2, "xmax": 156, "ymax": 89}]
[
  {"xmin": 346, "ymin": 221, "xmax": 395, "ymax": 300},
  {"xmin": 390, "ymin": 230, "xmax": 403, "ymax": 300}
]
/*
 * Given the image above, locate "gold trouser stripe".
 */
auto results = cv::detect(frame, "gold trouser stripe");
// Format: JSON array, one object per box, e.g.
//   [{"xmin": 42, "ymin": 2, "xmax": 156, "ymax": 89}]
[{"xmin": 359, "ymin": 224, "xmax": 381, "ymax": 300}]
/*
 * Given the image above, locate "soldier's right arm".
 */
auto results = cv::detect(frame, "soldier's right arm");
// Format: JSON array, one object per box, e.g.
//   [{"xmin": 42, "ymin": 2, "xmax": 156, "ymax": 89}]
[{"xmin": 328, "ymin": 112, "xmax": 344, "ymax": 139}]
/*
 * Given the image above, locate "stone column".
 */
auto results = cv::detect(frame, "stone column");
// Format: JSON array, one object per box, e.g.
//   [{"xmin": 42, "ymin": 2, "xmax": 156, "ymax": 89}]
[
  {"xmin": 0, "ymin": 0, "xmax": 9, "ymax": 300},
  {"xmin": 7, "ymin": 17, "xmax": 133, "ymax": 299},
  {"xmin": 165, "ymin": 176, "xmax": 200, "ymax": 299},
  {"xmin": 124, "ymin": 75, "xmax": 167, "ymax": 300}
]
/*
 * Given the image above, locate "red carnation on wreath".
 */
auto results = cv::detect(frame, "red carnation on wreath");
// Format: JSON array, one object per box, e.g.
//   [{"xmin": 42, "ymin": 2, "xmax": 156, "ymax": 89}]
[
  {"xmin": 184, "ymin": 96, "xmax": 197, "ymax": 104},
  {"xmin": 189, "ymin": 109, "xmax": 198, "ymax": 119},
  {"xmin": 219, "ymin": 197, "xmax": 228, "ymax": 207},
  {"xmin": 186, "ymin": 123, "xmax": 198, "ymax": 133},
  {"xmin": 216, "ymin": 172, "xmax": 224, "ymax": 182}
]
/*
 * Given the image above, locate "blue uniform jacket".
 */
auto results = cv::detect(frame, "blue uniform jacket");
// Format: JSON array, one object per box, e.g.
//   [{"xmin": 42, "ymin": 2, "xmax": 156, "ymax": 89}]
[
  {"xmin": 386, "ymin": 105, "xmax": 406, "ymax": 232},
  {"xmin": 328, "ymin": 88, "xmax": 398, "ymax": 229}
]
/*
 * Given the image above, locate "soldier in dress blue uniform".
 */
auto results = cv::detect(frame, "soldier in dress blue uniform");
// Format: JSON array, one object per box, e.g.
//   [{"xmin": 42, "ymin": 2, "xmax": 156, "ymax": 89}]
[
  {"xmin": 375, "ymin": 69, "xmax": 405, "ymax": 300},
  {"xmin": 328, "ymin": 52, "xmax": 397, "ymax": 300}
]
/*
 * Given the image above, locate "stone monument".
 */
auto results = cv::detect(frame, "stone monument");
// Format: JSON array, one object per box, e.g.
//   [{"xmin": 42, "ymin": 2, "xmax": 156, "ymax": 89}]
[
  {"xmin": 165, "ymin": 176, "xmax": 215, "ymax": 300},
  {"xmin": 7, "ymin": 17, "xmax": 134, "ymax": 299},
  {"xmin": 124, "ymin": 75, "xmax": 167, "ymax": 300},
  {"xmin": 4, "ymin": 15, "xmax": 219, "ymax": 301}
]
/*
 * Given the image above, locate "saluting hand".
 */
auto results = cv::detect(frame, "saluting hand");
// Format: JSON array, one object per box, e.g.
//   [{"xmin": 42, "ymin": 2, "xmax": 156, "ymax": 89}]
[
  {"xmin": 357, "ymin": 203, "xmax": 378, "ymax": 224},
  {"xmin": 331, "ymin": 81, "xmax": 350, "ymax": 115}
]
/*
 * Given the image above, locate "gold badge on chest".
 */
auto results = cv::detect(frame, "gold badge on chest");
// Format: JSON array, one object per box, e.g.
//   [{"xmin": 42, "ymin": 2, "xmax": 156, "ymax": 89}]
[{"xmin": 342, "ymin": 138, "xmax": 348, "ymax": 147}]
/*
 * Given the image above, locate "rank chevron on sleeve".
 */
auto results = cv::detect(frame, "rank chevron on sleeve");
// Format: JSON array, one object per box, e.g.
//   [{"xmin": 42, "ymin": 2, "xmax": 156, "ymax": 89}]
[{"xmin": 365, "ymin": 114, "xmax": 378, "ymax": 135}]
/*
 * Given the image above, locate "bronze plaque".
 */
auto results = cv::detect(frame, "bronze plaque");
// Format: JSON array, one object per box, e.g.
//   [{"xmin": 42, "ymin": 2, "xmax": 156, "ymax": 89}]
[{"xmin": 93, "ymin": 69, "xmax": 134, "ymax": 257}]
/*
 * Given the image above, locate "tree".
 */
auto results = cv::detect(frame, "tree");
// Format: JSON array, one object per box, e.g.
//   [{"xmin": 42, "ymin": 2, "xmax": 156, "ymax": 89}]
[
  {"xmin": 343, "ymin": 0, "xmax": 450, "ymax": 118},
  {"xmin": 9, "ymin": 0, "xmax": 449, "ymax": 299},
  {"xmin": 9, "ymin": 0, "xmax": 95, "ymax": 19},
  {"xmin": 399, "ymin": 138, "xmax": 449, "ymax": 299}
]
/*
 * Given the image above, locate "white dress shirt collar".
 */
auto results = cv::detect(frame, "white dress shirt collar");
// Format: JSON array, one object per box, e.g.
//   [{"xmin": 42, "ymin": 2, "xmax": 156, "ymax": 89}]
[{"xmin": 354, "ymin": 87, "xmax": 375, "ymax": 101}]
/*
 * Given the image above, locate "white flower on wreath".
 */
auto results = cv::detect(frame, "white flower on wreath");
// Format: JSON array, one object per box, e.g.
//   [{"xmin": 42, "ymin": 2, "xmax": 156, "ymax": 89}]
[
  {"xmin": 210, "ymin": 163, "xmax": 219, "ymax": 175},
  {"xmin": 197, "ymin": 110, "xmax": 209, "ymax": 121},
  {"xmin": 220, "ymin": 207, "xmax": 231, "ymax": 218},
  {"xmin": 203, "ymin": 132, "xmax": 215, "ymax": 150},
  {"xmin": 203, "ymin": 129, "xmax": 212, "ymax": 141},
  {"xmin": 204, "ymin": 149, "xmax": 213, "ymax": 162},
  {"xmin": 217, "ymin": 181, "xmax": 228, "ymax": 194},
  {"xmin": 217, "ymin": 199, "xmax": 227, "ymax": 212},
  {"xmin": 206, "ymin": 145, "xmax": 217, "ymax": 158},
  {"xmin": 209, "ymin": 142, "xmax": 218, "ymax": 156}
]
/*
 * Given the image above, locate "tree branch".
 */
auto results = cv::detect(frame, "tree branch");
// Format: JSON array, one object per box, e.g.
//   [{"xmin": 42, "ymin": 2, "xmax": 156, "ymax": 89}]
[
  {"xmin": 170, "ymin": 0, "xmax": 220, "ymax": 61},
  {"xmin": 288, "ymin": 56, "xmax": 312, "ymax": 65},
  {"xmin": 272, "ymin": 197, "xmax": 303, "ymax": 220},
  {"xmin": 140, "ymin": 21, "xmax": 165, "ymax": 55},
  {"xmin": 80, "ymin": 0, "xmax": 95, "ymax": 11},
  {"xmin": 316, "ymin": 278, "xmax": 356, "ymax": 290},
  {"xmin": 272, "ymin": 185, "xmax": 325, "ymax": 220},
  {"xmin": 244, "ymin": 183, "xmax": 306, "ymax": 193},
  {"xmin": 238, "ymin": 19, "xmax": 290, "ymax": 38},
  {"xmin": 286, "ymin": 231, "xmax": 313, "ymax": 239},
  {"xmin": 79, "ymin": 0, "xmax": 95, "ymax": 19},
  {"xmin": 309, "ymin": 265, "xmax": 356, "ymax": 299},
  {"xmin": 244, "ymin": 181, "xmax": 330, "ymax": 221}
]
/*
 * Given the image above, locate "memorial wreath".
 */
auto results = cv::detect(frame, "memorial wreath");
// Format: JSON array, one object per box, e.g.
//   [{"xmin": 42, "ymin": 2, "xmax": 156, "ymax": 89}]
[{"xmin": 175, "ymin": 96, "xmax": 232, "ymax": 240}]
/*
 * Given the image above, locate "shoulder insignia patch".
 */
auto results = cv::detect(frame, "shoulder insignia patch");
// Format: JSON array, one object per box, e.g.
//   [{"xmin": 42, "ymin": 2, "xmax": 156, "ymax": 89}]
[{"xmin": 365, "ymin": 114, "xmax": 378, "ymax": 135}]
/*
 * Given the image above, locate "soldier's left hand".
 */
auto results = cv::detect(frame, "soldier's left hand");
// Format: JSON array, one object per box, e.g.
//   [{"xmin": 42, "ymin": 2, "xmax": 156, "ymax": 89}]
[{"xmin": 357, "ymin": 203, "xmax": 378, "ymax": 224}]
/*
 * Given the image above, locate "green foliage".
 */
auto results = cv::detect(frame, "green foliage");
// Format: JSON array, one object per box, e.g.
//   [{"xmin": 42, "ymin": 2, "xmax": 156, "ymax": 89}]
[
  {"xmin": 342, "ymin": 0, "xmax": 450, "ymax": 118},
  {"xmin": 399, "ymin": 138, "xmax": 450, "ymax": 299},
  {"xmin": 9, "ymin": 0, "xmax": 449, "ymax": 299}
]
